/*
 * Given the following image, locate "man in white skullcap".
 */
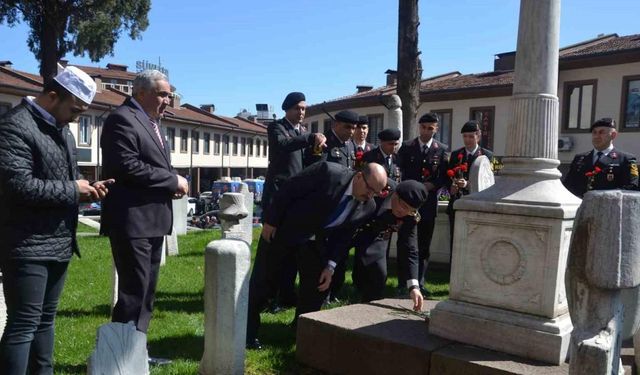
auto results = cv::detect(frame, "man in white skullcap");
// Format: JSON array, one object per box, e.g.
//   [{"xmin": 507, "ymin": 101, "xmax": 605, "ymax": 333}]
[{"xmin": 0, "ymin": 66, "xmax": 113, "ymax": 374}]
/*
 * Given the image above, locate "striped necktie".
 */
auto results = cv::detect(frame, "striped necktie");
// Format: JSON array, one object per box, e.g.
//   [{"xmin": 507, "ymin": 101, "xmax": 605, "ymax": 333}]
[{"xmin": 151, "ymin": 120, "xmax": 164, "ymax": 148}]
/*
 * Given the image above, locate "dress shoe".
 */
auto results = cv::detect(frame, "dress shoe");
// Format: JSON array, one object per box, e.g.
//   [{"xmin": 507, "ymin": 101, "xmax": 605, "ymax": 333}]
[
  {"xmin": 148, "ymin": 357, "xmax": 172, "ymax": 366},
  {"xmin": 246, "ymin": 338, "xmax": 263, "ymax": 350}
]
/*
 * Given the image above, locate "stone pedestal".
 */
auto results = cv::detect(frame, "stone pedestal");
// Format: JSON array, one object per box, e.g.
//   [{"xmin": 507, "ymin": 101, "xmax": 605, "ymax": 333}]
[
  {"xmin": 172, "ymin": 195, "xmax": 188, "ymax": 235},
  {"xmin": 0, "ymin": 272, "xmax": 5, "ymax": 339}
]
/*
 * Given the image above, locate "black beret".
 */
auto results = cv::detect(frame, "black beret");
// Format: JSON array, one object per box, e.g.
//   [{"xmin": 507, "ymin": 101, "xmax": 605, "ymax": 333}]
[
  {"xmin": 281, "ymin": 92, "xmax": 306, "ymax": 111},
  {"xmin": 378, "ymin": 128, "xmax": 401, "ymax": 141},
  {"xmin": 334, "ymin": 110, "xmax": 360, "ymax": 124},
  {"xmin": 419, "ymin": 113, "xmax": 439, "ymax": 123},
  {"xmin": 590, "ymin": 117, "xmax": 616, "ymax": 131},
  {"xmin": 461, "ymin": 120, "xmax": 480, "ymax": 133},
  {"xmin": 357, "ymin": 115, "xmax": 369, "ymax": 126},
  {"xmin": 395, "ymin": 180, "xmax": 428, "ymax": 209}
]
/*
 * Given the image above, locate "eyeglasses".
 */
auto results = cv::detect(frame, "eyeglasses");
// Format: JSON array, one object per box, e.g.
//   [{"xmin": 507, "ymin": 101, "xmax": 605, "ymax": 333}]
[{"xmin": 361, "ymin": 174, "xmax": 382, "ymax": 196}]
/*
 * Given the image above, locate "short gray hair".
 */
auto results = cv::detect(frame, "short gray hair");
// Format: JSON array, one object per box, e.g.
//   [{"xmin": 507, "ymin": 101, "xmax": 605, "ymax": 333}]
[{"xmin": 132, "ymin": 70, "xmax": 168, "ymax": 96}]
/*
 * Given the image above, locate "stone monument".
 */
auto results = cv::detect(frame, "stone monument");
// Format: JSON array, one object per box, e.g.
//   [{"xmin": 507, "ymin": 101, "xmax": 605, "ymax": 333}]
[
  {"xmin": 429, "ymin": 0, "xmax": 581, "ymax": 364},
  {"xmin": 468, "ymin": 155, "xmax": 495, "ymax": 194},
  {"xmin": 87, "ymin": 322, "xmax": 149, "ymax": 375},
  {"xmin": 0, "ymin": 272, "xmax": 5, "ymax": 339},
  {"xmin": 172, "ymin": 195, "xmax": 188, "ymax": 235},
  {"xmin": 566, "ymin": 190, "xmax": 640, "ymax": 374}
]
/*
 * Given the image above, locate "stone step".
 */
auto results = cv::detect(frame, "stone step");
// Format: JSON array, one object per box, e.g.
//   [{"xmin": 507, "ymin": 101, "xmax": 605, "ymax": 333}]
[{"xmin": 296, "ymin": 298, "xmax": 636, "ymax": 375}]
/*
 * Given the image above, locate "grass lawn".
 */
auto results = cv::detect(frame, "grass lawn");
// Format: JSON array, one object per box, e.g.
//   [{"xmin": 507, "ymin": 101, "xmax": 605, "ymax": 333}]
[{"xmin": 53, "ymin": 227, "xmax": 450, "ymax": 374}]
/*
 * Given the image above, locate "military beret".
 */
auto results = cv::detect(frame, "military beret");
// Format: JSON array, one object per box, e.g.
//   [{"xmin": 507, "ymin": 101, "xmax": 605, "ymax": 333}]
[
  {"xmin": 461, "ymin": 120, "xmax": 480, "ymax": 133},
  {"xmin": 334, "ymin": 110, "xmax": 360, "ymax": 124},
  {"xmin": 395, "ymin": 180, "xmax": 428, "ymax": 209},
  {"xmin": 281, "ymin": 92, "xmax": 306, "ymax": 111},
  {"xmin": 378, "ymin": 128, "xmax": 401, "ymax": 141},
  {"xmin": 419, "ymin": 113, "xmax": 439, "ymax": 123},
  {"xmin": 357, "ymin": 115, "xmax": 369, "ymax": 126},
  {"xmin": 590, "ymin": 117, "xmax": 616, "ymax": 131}
]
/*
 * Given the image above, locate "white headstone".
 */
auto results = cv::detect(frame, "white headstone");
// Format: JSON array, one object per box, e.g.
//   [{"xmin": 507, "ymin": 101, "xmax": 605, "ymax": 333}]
[
  {"xmin": 172, "ymin": 196, "xmax": 189, "ymax": 235},
  {"xmin": 237, "ymin": 183, "xmax": 254, "ymax": 247},
  {"xmin": 0, "ymin": 272, "xmax": 5, "ymax": 339},
  {"xmin": 87, "ymin": 322, "xmax": 149, "ymax": 375},
  {"xmin": 219, "ymin": 192, "xmax": 250, "ymax": 246},
  {"xmin": 468, "ymin": 155, "xmax": 495, "ymax": 194},
  {"xmin": 166, "ymin": 227, "xmax": 179, "ymax": 257}
]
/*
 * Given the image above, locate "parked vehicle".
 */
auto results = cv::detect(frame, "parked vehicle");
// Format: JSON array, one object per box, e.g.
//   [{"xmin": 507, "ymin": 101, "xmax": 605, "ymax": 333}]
[
  {"xmin": 187, "ymin": 198, "xmax": 197, "ymax": 216},
  {"xmin": 80, "ymin": 202, "xmax": 101, "ymax": 216}
]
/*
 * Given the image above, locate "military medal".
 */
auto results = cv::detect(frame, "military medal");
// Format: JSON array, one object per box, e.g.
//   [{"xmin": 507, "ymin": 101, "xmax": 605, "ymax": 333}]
[
  {"xmin": 332, "ymin": 148, "xmax": 341, "ymax": 158},
  {"xmin": 607, "ymin": 173, "xmax": 614, "ymax": 181}
]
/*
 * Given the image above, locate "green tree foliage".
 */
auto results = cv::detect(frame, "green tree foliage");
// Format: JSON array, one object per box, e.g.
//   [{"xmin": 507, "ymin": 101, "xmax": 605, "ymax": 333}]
[{"xmin": 0, "ymin": 0, "xmax": 150, "ymax": 82}]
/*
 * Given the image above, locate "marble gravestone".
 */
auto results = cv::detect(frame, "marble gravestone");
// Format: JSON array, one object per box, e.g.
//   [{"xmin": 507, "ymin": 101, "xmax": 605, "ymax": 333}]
[
  {"xmin": 0, "ymin": 272, "xmax": 5, "ymax": 339},
  {"xmin": 87, "ymin": 322, "xmax": 149, "ymax": 375},
  {"xmin": 468, "ymin": 155, "xmax": 495, "ymax": 194}
]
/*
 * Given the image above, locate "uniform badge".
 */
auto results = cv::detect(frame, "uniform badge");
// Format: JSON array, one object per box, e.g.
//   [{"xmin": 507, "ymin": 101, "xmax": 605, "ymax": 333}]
[
  {"xmin": 332, "ymin": 148, "xmax": 342, "ymax": 158},
  {"xmin": 631, "ymin": 163, "xmax": 639, "ymax": 177},
  {"xmin": 607, "ymin": 173, "xmax": 614, "ymax": 181},
  {"xmin": 610, "ymin": 152, "xmax": 617, "ymax": 159}
]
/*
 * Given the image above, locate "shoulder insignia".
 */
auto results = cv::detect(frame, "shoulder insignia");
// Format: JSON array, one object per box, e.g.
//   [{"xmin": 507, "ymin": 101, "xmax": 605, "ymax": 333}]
[{"xmin": 631, "ymin": 162, "xmax": 638, "ymax": 177}]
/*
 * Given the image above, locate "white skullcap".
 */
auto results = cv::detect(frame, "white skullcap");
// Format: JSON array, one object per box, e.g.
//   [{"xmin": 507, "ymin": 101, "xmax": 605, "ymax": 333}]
[{"xmin": 53, "ymin": 66, "xmax": 97, "ymax": 105}]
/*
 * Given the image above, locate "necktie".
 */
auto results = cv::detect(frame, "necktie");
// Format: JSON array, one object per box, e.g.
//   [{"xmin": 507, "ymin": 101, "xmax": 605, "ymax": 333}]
[
  {"xmin": 422, "ymin": 144, "xmax": 428, "ymax": 154},
  {"xmin": 326, "ymin": 196, "xmax": 353, "ymax": 227},
  {"xmin": 596, "ymin": 151, "xmax": 603, "ymax": 163},
  {"xmin": 295, "ymin": 127, "xmax": 301, "ymax": 136},
  {"xmin": 386, "ymin": 155, "xmax": 392, "ymax": 169},
  {"xmin": 151, "ymin": 120, "xmax": 164, "ymax": 148}
]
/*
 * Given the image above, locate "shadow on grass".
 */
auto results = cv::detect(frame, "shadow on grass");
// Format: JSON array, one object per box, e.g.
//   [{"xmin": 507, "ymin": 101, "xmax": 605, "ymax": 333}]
[
  {"xmin": 54, "ymin": 363, "xmax": 86, "ymax": 374},
  {"xmin": 153, "ymin": 291, "xmax": 203, "ymax": 314},
  {"xmin": 57, "ymin": 304, "xmax": 111, "ymax": 318},
  {"xmin": 148, "ymin": 334, "xmax": 204, "ymax": 361}
]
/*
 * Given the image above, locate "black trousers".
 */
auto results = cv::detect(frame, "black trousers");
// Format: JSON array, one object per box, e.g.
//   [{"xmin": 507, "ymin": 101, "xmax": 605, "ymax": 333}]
[
  {"xmin": 0, "ymin": 259, "xmax": 69, "ymax": 375},
  {"xmin": 110, "ymin": 236, "xmax": 163, "ymax": 333},
  {"xmin": 353, "ymin": 240, "xmax": 388, "ymax": 302},
  {"xmin": 329, "ymin": 252, "xmax": 348, "ymax": 300},
  {"xmin": 295, "ymin": 240, "xmax": 331, "ymax": 318},
  {"xmin": 397, "ymin": 217, "xmax": 435, "ymax": 287}
]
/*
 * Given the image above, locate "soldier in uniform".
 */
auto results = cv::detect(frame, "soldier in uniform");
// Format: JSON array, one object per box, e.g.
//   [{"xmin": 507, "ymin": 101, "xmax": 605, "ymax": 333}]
[
  {"xmin": 446, "ymin": 120, "xmax": 494, "ymax": 266},
  {"xmin": 563, "ymin": 117, "xmax": 638, "ymax": 197},
  {"xmin": 305, "ymin": 110, "xmax": 358, "ymax": 169},
  {"xmin": 362, "ymin": 128, "xmax": 401, "ymax": 182},
  {"xmin": 397, "ymin": 113, "xmax": 449, "ymax": 295},
  {"xmin": 352, "ymin": 115, "xmax": 375, "ymax": 153}
]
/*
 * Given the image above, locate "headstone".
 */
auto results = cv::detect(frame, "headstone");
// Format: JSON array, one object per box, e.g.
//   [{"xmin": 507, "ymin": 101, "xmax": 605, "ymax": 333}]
[
  {"xmin": 468, "ymin": 155, "xmax": 495, "ymax": 194},
  {"xmin": 87, "ymin": 322, "xmax": 149, "ymax": 375},
  {"xmin": 0, "ymin": 272, "xmax": 5, "ymax": 339},
  {"xmin": 237, "ymin": 183, "xmax": 254, "ymax": 247},
  {"xmin": 166, "ymin": 227, "xmax": 179, "ymax": 256},
  {"xmin": 566, "ymin": 190, "xmax": 640, "ymax": 375},
  {"xmin": 219, "ymin": 192, "xmax": 250, "ymax": 245},
  {"xmin": 172, "ymin": 195, "xmax": 188, "ymax": 235},
  {"xmin": 199, "ymin": 239, "xmax": 251, "ymax": 375}
]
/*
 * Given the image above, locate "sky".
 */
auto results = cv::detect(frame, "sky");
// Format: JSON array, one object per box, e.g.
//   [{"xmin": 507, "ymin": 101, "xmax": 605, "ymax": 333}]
[{"xmin": 1, "ymin": 0, "xmax": 639, "ymax": 118}]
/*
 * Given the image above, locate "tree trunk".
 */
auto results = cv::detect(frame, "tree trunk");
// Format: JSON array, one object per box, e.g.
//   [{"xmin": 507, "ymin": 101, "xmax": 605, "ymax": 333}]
[
  {"xmin": 397, "ymin": 0, "xmax": 421, "ymax": 140},
  {"xmin": 39, "ymin": 0, "xmax": 64, "ymax": 84}
]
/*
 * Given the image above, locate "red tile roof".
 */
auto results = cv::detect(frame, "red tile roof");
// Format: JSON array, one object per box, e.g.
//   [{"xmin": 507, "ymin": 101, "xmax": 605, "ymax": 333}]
[{"xmin": 70, "ymin": 63, "xmax": 137, "ymax": 81}]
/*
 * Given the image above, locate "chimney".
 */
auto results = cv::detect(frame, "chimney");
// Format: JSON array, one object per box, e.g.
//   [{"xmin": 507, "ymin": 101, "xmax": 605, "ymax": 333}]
[
  {"xmin": 356, "ymin": 85, "xmax": 373, "ymax": 93},
  {"xmin": 0, "ymin": 61, "xmax": 12, "ymax": 69},
  {"xmin": 106, "ymin": 63, "xmax": 128, "ymax": 71},
  {"xmin": 385, "ymin": 69, "xmax": 397, "ymax": 86},
  {"xmin": 200, "ymin": 104, "xmax": 215, "ymax": 113},
  {"xmin": 170, "ymin": 93, "xmax": 180, "ymax": 108},
  {"xmin": 94, "ymin": 77, "xmax": 102, "ymax": 93}
]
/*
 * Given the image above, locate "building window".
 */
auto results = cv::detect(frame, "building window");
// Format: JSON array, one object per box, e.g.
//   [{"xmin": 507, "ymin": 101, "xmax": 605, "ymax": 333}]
[
  {"xmin": 223, "ymin": 135, "xmax": 230, "ymax": 155},
  {"xmin": 431, "ymin": 109, "xmax": 452, "ymax": 147},
  {"xmin": 232, "ymin": 136, "xmax": 238, "ymax": 155},
  {"xmin": 563, "ymin": 80, "xmax": 597, "ymax": 132},
  {"xmin": 470, "ymin": 107, "xmax": 495, "ymax": 150},
  {"xmin": 248, "ymin": 138, "xmax": 254, "ymax": 156},
  {"xmin": 364, "ymin": 114, "xmax": 383, "ymax": 145},
  {"xmin": 311, "ymin": 121, "xmax": 318, "ymax": 133},
  {"xmin": 0, "ymin": 102, "xmax": 11, "ymax": 116},
  {"xmin": 94, "ymin": 116, "xmax": 105, "ymax": 147},
  {"xmin": 262, "ymin": 138, "xmax": 266, "ymax": 157},
  {"xmin": 78, "ymin": 115, "xmax": 91, "ymax": 146},
  {"xmin": 192, "ymin": 130, "xmax": 200, "ymax": 154},
  {"xmin": 256, "ymin": 139, "xmax": 261, "ymax": 157},
  {"xmin": 240, "ymin": 137, "xmax": 246, "ymax": 156},
  {"xmin": 180, "ymin": 129, "xmax": 188, "ymax": 152},
  {"xmin": 203, "ymin": 132, "xmax": 210, "ymax": 154},
  {"xmin": 621, "ymin": 75, "xmax": 640, "ymax": 130},
  {"xmin": 166, "ymin": 127, "xmax": 176, "ymax": 152},
  {"xmin": 323, "ymin": 118, "xmax": 332, "ymax": 133},
  {"xmin": 214, "ymin": 133, "xmax": 221, "ymax": 155}
]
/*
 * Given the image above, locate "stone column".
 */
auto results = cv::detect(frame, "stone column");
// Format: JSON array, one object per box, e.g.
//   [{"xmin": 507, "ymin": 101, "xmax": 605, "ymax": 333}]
[
  {"xmin": 429, "ymin": 0, "xmax": 581, "ymax": 365},
  {"xmin": 0, "ymin": 272, "xmax": 5, "ymax": 339},
  {"xmin": 383, "ymin": 94, "xmax": 403, "ymax": 140}
]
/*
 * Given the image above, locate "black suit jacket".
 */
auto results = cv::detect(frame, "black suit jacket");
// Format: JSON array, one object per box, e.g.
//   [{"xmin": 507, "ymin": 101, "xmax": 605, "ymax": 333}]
[
  {"xmin": 263, "ymin": 118, "xmax": 315, "ymax": 211},
  {"xmin": 363, "ymin": 147, "xmax": 401, "ymax": 182},
  {"xmin": 264, "ymin": 162, "xmax": 376, "ymax": 247},
  {"xmin": 397, "ymin": 138, "xmax": 449, "ymax": 219},
  {"xmin": 352, "ymin": 140, "xmax": 374, "ymax": 153},
  {"xmin": 304, "ymin": 129, "xmax": 355, "ymax": 169},
  {"xmin": 100, "ymin": 98, "xmax": 178, "ymax": 238},
  {"xmin": 562, "ymin": 147, "xmax": 638, "ymax": 198}
]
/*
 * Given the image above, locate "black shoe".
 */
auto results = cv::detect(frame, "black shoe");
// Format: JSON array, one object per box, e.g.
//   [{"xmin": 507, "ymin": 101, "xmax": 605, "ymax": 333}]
[
  {"xmin": 148, "ymin": 357, "xmax": 172, "ymax": 366},
  {"xmin": 246, "ymin": 338, "xmax": 263, "ymax": 350}
]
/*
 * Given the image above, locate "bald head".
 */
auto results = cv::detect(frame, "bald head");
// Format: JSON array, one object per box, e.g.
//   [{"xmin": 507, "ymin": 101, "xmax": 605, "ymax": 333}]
[{"xmin": 352, "ymin": 163, "xmax": 388, "ymax": 202}]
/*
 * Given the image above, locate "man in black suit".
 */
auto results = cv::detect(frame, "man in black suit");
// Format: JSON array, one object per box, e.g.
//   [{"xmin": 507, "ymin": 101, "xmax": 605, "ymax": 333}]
[
  {"xmin": 397, "ymin": 113, "xmax": 449, "ymax": 295},
  {"xmin": 305, "ymin": 110, "xmax": 358, "ymax": 169},
  {"xmin": 562, "ymin": 117, "xmax": 638, "ymax": 197},
  {"xmin": 352, "ymin": 115, "xmax": 375, "ymax": 153},
  {"xmin": 101, "ymin": 70, "xmax": 189, "ymax": 339},
  {"xmin": 363, "ymin": 128, "xmax": 401, "ymax": 183},
  {"xmin": 446, "ymin": 121, "xmax": 494, "ymax": 265}
]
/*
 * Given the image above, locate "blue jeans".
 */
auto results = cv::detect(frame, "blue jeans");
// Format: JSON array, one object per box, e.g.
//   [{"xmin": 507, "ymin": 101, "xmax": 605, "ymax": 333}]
[{"xmin": 0, "ymin": 259, "xmax": 69, "ymax": 375}]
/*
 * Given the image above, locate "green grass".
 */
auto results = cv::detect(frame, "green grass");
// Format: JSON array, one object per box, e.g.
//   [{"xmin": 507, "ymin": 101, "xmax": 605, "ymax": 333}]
[
  {"xmin": 76, "ymin": 222, "xmax": 98, "ymax": 233},
  {"xmin": 53, "ymin": 227, "xmax": 449, "ymax": 374}
]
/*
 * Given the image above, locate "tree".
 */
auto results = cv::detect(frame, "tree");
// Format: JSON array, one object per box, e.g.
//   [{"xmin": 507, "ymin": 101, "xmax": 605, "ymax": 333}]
[
  {"xmin": 397, "ymin": 0, "xmax": 422, "ymax": 140},
  {"xmin": 0, "ymin": 0, "xmax": 150, "ymax": 83}
]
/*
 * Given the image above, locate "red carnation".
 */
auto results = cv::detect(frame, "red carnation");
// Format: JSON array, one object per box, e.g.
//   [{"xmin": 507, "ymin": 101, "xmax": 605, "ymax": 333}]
[
  {"xmin": 594, "ymin": 166, "xmax": 602, "ymax": 173},
  {"xmin": 422, "ymin": 168, "xmax": 431, "ymax": 178},
  {"xmin": 460, "ymin": 163, "xmax": 468, "ymax": 172},
  {"xmin": 447, "ymin": 169, "xmax": 455, "ymax": 178},
  {"xmin": 379, "ymin": 189, "xmax": 389, "ymax": 198},
  {"xmin": 355, "ymin": 150, "xmax": 364, "ymax": 160},
  {"xmin": 585, "ymin": 171, "xmax": 593, "ymax": 177},
  {"xmin": 457, "ymin": 153, "xmax": 463, "ymax": 161}
]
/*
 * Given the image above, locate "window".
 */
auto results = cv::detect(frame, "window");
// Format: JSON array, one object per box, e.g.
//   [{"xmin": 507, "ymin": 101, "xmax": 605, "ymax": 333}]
[
  {"xmin": 180, "ymin": 129, "xmax": 188, "ymax": 152},
  {"xmin": 0, "ymin": 102, "xmax": 11, "ymax": 116},
  {"xmin": 223, "ymin": 135, "xmax": 230, "ymax": 155},
  {"xmin": 78, "ymin": 115, "xmax": 91, "ymax": 146},
  {"xmin": 248, "ymin": 138, "xmax": 254, "ymax": 156},
  {"xmin": 311, "ymin": 121, "xmax": 318, "ymax": 133},
  {"xmin": 192, "ymin": 130, "xmax": 200, "ymax": 154},
  {"xmin": 240, "ymin": 137, "xmax": 246, "ymax": 156},
  {"xmin": 323, "ymin": 119, "xmax": 332, "ymax": 133},
  {"xmin": 214, "ymin": 133, "xmax": 221, "ymax": 155},
  {"xmin": 470, "ymin": 107, "xmax": 495, "ymax": 150},
  {"xmin": 95, "ymin": 117, "xmax": 105, "ymax": 147},
  {"xmin": 563, "ymin": 80, "xmax": 597, "ymax": 132},
  {"xmin": 262, "ymin": 139, "xmax": 267, "ymax": 157},
  {"xmin": 621, "ymin": 75, "xmax": 640, "ymax": 130},
  {"xmin": 256, "ymin": 139, "xmax": 261, "ymax": 157},
  {"xmin": 166, "ymin": 127, "xmax": 176, "ymax": 151},
  {"xmin": 431, "ymin": 109, "xmax": 452, "ymax": 147},
  {"xmin": 232, "ymin": 136, "xmax": 238, "ymax": 155},
  {"xmin": 204, "ymin": 133, "xmax": 210, "ymax": 154},
  {"xmin": 366, "ymin": 114, "xmax": 384, "ymax": 145}
]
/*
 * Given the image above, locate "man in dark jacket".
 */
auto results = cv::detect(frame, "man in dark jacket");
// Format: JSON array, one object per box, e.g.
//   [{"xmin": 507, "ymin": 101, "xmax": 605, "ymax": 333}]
[
  {"xmin": 304, "ymin": 110, "xmax": 358, "ymax": 169},
  {"xmin": 0, "ymin": 67, "xmax": 111, "ymax": 374}
]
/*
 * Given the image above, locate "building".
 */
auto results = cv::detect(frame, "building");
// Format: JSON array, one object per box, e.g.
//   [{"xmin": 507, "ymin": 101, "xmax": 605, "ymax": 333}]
[
  {"xmin": 304, "ymin": 33, "xmax": 640, "ymax": 169},
  {"xmin": 0, "ymin": 61, "xmax": 269, "ymax": 194}
]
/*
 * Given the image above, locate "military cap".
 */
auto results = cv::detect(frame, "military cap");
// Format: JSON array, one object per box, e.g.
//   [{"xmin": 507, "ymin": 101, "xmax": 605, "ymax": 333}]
[
  {"xmin": 590, "ymin": 117, "xmax": 616, "ymax": 131},
  {"xmin": 396, "ymin": 180, "xmax": 428, "ymax": 209},
  {"xmin": 281, "ymin": 92, "xmax": 306, "ymax": 111},
  {"xmin": 378, "ymin": 128, "xmax": 401, "ymax": 141},
  {"xmin": 461, "ymin": 120, "xmax": 480, "ymax": 133},
  {"xmin": 419, "ymin": 113, "xmax": 439, "ymax": 124},
  {"xmin": 334, "ymin": 110, "xmax": 360, "ymax": 124},
  {"xmin": 357, "ymin": 115, "xmax": 369, "ymax": 126}
]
